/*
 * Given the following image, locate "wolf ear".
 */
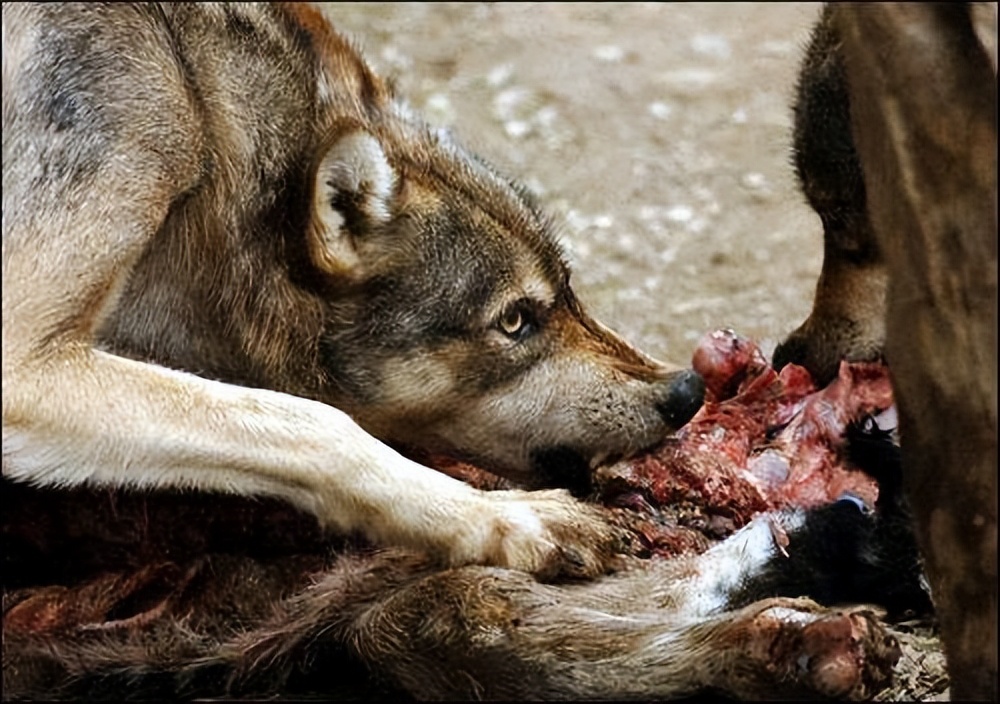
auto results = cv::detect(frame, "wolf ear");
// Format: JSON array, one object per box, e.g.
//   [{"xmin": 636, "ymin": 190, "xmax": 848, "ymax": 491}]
[{"xmin": 308, "ymin": 130, "xmax": 397, "ymax": 276}]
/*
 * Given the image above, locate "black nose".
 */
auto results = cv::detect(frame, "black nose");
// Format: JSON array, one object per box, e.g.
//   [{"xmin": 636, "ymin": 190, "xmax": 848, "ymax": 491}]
[{"xmin": 656, "ymin": 369, "xmax": 705, "ymax": 428}]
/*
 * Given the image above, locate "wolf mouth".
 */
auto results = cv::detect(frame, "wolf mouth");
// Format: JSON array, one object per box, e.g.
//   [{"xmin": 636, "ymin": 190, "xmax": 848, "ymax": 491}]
[{"xmin": 530, "ymin": 446, "xmax": 594, "ymax": 497}]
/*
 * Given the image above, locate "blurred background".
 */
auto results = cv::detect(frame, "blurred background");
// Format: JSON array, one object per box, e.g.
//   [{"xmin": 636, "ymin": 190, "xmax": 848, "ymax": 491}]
[{"xmin": 321, "ymin": 2, "xmax": 824, "ymax": 366}]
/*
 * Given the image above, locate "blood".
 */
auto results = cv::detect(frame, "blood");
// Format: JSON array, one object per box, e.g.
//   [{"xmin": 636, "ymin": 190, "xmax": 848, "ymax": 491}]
[{"xmin": 596, "ymin": 329, "xmax": 894, "ymax": 556}]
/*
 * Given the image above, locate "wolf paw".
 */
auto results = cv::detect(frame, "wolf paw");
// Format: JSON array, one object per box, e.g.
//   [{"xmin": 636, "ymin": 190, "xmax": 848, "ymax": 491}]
[{"xmin": 475, "ymin": 489, "xmax": 628, "ymax": 580}]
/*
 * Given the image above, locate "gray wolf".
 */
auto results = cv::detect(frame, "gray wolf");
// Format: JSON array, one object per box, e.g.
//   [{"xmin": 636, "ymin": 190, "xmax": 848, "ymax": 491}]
[
  {"xmin": 1, "ymin": 2, "xmax": 705, "ymax": 580},
  {"xmin": 775, "ymin": 4, "xmax": 997, "ymax": 698}
]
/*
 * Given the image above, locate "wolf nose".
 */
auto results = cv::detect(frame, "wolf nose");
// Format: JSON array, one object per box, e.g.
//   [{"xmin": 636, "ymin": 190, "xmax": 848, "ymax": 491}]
[{"xmin": 655, "ymin": 369, "xmax": 705, "ymax": 428}]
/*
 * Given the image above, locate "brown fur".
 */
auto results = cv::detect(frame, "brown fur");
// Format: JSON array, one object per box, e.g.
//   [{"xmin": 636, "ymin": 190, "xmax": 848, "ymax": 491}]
[
  {"xmin": 5, "ymin": 3, "xmax": 973, "ymax": 700},
  {"xmin": 773, "ymin": 4, "xmax": 888, "ymax": 385},
  {"xmin": 777, "ymin": 4, "xmax": 997, "ymax": 698},
  {"xmin": 832, "ymin": 5, "xmax": 997, "ymax": 699},
  {"xmin": 2, "ymin": 480, "xmax": 903, "ymax": 701}
]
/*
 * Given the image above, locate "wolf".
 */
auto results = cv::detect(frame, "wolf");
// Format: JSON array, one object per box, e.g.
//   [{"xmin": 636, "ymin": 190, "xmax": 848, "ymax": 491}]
[
  {"xmin": 5, "ymin": 3, "xmax": 969, "ymax": 700},
  {"xmin": 1, "ymin": 2, "xmax": 707, "ymax": 580},
  {"xmin": 774, "ymin": 4, "xmax": 996, "ymax": 698}
]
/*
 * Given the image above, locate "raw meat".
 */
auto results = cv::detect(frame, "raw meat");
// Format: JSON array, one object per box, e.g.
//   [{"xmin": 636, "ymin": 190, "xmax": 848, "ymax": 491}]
[{"xmin": 597, "ymin": 328, "xmax": 894, "ymax": 556}]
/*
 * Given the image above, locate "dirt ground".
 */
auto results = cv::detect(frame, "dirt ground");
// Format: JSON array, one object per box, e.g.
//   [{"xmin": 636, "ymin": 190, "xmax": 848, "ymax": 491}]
[{"xmin": 320, "ymin": 3, "xmax": 948, "ymax": 700}]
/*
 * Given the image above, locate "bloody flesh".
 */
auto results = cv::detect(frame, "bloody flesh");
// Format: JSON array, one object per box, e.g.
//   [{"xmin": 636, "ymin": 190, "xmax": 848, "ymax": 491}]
[{"xmin": 596, "ymin": 329, "xmax": 894, "ymax": 556}]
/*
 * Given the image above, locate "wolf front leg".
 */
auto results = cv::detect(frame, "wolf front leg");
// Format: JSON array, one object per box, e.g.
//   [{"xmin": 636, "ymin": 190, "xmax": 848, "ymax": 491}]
[{"xmin": 1, "ymin": 347, "xmax": 621, "ymax": 579}]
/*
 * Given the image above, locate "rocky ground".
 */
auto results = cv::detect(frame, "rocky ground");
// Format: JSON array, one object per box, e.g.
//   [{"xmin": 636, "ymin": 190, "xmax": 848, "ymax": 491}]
[{"xmin": 321, "ymin": 3, "xmax": 948, "ymax": 700}]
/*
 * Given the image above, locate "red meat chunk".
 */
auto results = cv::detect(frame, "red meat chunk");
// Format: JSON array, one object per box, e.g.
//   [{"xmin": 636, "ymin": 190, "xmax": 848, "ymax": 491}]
[{"xmin": 597, "ymin": 329, "xmax": 894, "ymax": 556}]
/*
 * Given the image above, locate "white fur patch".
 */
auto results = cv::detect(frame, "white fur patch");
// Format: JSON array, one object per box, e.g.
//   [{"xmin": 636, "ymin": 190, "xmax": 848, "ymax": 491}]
[
  {"xmin": 970, "ymin": 3, "xmax": 997, "ymax": 76},
  {"xmin": 316, "ymin": 69, "xmax": 334, "ymax": 106},
  {"xmin": 679, "ymin": 510, "xmax": 808, "ymax": 616}
]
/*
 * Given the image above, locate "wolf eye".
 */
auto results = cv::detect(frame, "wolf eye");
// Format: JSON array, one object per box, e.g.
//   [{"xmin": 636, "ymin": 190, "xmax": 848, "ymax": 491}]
[
  {"xmin": 499, "ymin": 307, "xmax": 524, "ymax": 336},
  {"xmin": 498, "ymin": 302, "xmax": 534, "ymax": 339}
]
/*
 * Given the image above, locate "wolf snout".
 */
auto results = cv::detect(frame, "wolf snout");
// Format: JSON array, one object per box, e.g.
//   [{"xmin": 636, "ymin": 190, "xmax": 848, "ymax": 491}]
[{"xmin": 655, "ymin": 369, "xmax": 705, "ymax": 429}]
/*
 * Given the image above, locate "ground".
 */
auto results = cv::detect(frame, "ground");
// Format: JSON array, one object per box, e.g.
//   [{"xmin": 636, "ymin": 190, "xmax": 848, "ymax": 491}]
[{"xmin": 317, "ymin": 4, "xmax": 950, "ymax": 700}]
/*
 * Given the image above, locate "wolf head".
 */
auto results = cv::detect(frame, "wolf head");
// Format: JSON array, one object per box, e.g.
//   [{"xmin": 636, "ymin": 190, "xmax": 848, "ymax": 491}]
[{"xmin": 307, "ymin": 122, "xmax": 704, "ymax": 492}]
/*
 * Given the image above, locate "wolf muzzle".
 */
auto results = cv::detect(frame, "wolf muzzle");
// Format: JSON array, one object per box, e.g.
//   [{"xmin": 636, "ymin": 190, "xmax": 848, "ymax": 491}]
[{"xmin": 532, "ymin": 369, "xmax": 705, "ymax": 497}]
